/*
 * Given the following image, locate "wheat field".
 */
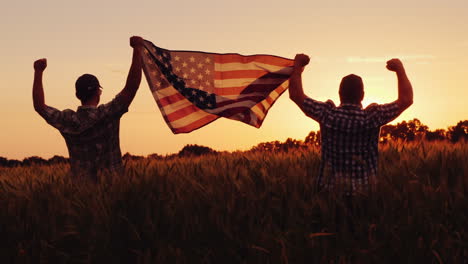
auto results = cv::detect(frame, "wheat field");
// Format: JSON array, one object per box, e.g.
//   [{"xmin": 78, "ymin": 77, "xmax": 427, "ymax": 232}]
[{"xmin": 0, "ymin": 141, "xmax": 467, "ymax": 263}]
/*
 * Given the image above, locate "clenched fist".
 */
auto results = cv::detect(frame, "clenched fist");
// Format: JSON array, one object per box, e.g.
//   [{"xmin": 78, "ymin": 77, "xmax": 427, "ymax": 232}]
[
  {"xmin": 294, "ymin": 53, "xmax": 310, "ymax": 68},
  {"xmin": 130, "ymin": 36, "xmax": 144, "ymax": 48},
  {"xmin": 34, "ymin": 58, "xmax": 47, "ymax": 72},
  {"xmin": 386, "ymin": 59, "xmax": 404, "ymax": 73}
]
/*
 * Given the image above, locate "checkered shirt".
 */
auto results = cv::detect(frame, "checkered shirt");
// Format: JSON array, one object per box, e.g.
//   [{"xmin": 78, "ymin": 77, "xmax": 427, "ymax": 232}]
[
  {"xmin": 303, "ymin": 97, "xmax": 403, "ymax": 195},
  {"xmin": 37, "ymin": 95, "xmax": 128, "ymax": 179}
]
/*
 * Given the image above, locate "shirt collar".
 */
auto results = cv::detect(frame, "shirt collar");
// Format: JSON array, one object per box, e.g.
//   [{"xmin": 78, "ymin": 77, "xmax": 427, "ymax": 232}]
[
  {"xmin": 339, "ymin": 103, "xmax": 363, "ymax": 109},
  {"xmin": 78, "ymin": 105, "xmax": 97, "ymax": 110}
]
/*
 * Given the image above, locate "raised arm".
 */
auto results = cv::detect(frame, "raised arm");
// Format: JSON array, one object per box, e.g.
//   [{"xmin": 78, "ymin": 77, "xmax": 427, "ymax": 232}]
[
  {"xmin": 33, "ymin": 58, "xmax": 47, "ymax": 112},
  {"xmin": 289, "ymin": 54, "xmax": 310, "ymax": 110},
  {"xmin": 118, "ymin": 36, "xmax": 144, "ymax": 108},
  {"xmin": 386, "ymin": 58, "xmax": 413, "ymax": 110}
]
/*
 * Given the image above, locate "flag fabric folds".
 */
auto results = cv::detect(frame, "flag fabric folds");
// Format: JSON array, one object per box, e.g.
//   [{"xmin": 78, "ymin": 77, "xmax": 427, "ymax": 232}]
[{"xmin": 140, "ymin": 39, "xmax": 294, "ymax": 134}]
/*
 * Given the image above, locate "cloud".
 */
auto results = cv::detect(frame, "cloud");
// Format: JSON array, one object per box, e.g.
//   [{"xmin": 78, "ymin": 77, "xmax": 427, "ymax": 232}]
[{"xmin": 347, "ymin": 54, "xmax": 436, "ymax": 64}]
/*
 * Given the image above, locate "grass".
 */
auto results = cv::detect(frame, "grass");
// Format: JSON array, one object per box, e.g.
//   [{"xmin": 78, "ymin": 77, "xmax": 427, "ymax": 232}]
[{"xmin": 0, "ymin": 141, "xmax": 467, "ymax": 263}]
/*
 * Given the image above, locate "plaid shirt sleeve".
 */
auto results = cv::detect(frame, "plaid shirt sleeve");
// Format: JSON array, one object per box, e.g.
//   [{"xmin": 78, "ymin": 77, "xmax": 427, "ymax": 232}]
[
  {"xmin": 367, "ymin": 101, "xmax": 403, "ymax": 126},
  {"xmin": 96, "ymin": 94, "xmax": 129, "ymax": 119},
  {"xmin": 36, "ymin": 105, "xmax": 75, "ymax": 131},
  {"xmin": 303, "ymin": 97, "xmax": 335, "ymax": 123}
]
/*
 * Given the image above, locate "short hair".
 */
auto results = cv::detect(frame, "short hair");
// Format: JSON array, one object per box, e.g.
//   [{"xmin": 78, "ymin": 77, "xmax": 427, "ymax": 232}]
[
  {"xmin": 339, "ymin": 74, "xmax": 364, "ymax": 104},
  {"xmin": 75, "ymin": 74, "xmax": 101, "ymax": 102}
]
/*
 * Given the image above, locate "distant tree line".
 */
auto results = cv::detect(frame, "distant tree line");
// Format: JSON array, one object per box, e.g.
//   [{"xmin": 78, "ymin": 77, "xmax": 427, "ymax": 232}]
[
  {"xmin": 1, "ymin": 119, "xmax": 466, "ymax": 167},
  {"xmin": 249, "ymin": 138, "xmax": 306, "ymax": 152},
  {"xmin": 379, "ymin": 119, "xmax": 467, "ymax": 143},
  {"xmin": 0, "ymin": 155, "xmax": 69, "ymax": 168},
  {"xmin": 0, "ymin": 144, "xmax": 219, "ymax": 168},
  {"xmin": 249, "ymin": 119, "xmax": 467, "ymax": 152}
]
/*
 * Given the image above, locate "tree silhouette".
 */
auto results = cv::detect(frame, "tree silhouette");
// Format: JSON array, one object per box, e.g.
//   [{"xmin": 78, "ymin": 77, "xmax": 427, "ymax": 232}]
[
  {"xmin": 283, "ymin": 138, "xmax": 304, "ymax": 151},
  {"xmin": 178, "ymin": 144, "xmax": 217, "ymax": 157},
  {"xmin": 147, "ymin": 153, "xmax": 164, "ymax": 160},
  {"xmin": 48, "ymin": 155, "xmax": 69, "ymax": 164},
  {"xmin": 250, "ymin": 138, "xmax": 305, "ymax": 152},
  {"xmin": 22, "ymin": 156, "xmax": 47, "ymax": 166},
  {"xmin": 425, "ymin": 129, "xmax": 447, "ymax": 142},
  {"xmin": 380, "ymin": 118, "xmax": 428, "ymax": 142},
  {"xmin": 122, "ymin": 152, "xmax": 145, "ymax": 161},
  {"xmin": 379, "ymin": 124, "xmax": 395, "ymax": 143},
  {"xmin": 0, "ymin": 157, "xmax": 8, "ymax": 167},
  {"xmin": 448, "ymin": 120, "xmax": 468, "ymax": 143},
  {"xmin": 250, "ymin": 141, "xmax": 281, "ymax": 152},
  {"xmin": 305, "ymin": 131, "xmax": 321, "ymax": 146}
]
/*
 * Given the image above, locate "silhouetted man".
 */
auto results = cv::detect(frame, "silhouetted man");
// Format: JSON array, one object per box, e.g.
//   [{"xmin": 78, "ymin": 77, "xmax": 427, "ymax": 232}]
[
  {"xmin": 33, "ymin": 36, "xmax": 144, "ymax": 181},
  {"xmin": 289, "ymin": 54, "xmax": 413, "ymax": 196}
]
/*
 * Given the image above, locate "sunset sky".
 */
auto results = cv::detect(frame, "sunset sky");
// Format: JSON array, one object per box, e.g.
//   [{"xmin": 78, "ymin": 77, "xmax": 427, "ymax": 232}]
[{"xmin": 1, "ymin": 0, "xmax": 467, "ymax": 159}]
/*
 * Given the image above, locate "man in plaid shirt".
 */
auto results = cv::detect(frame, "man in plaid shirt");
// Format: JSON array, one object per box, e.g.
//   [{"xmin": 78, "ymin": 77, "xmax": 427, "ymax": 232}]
[
  {"xmin": 32, "ymin": 36, "xmax": 145, "ymax": 181},
  {"xmin": 289, "ymin": 54, "xmax": 413, "ymax": 196}
]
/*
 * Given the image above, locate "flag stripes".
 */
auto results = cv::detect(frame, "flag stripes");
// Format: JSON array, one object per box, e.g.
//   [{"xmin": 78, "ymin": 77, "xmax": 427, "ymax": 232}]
[{"xmin": 141, "ymin": 40, "xmax": 294, "ymax": 133}]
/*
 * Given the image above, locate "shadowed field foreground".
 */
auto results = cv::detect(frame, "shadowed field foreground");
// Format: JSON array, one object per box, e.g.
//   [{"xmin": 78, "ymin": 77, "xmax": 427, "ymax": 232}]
[{"xmin": 0, "ymin": 142, "xmax": 467, "ymax": 263}]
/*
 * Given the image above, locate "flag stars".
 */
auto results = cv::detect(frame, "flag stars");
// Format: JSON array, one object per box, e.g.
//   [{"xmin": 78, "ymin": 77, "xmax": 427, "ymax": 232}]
[
  {"xmin": 205, "ymin": 57, "xmax": 211, "ymax": 63},
  {"xmin": 199, "ymin": 85, "xmax": 204, "ymax": 90},
  {"xmin": 205, "ymin": 69, "xmax": 211, "ymax": 75},
  {"xmin": 191, "ymin": 90, "xmax": 197, "ymax": 95},
  {"xmin": 191, "ymin": 79, "xmax": 197, "ymax": 85},
  {"xmin": 174, "ymin": 56, "xmax": 181, "ymax": 61},
  {"xmin": 197, "ymin": 62, "xmax": 203, "ymax": 69},
  {"xmin": 199, "ymin": 96, "xmax": 205, "ymax": 102},
  {"xmin": 190, "ymin": 68, "xmax": 196, "ymax": 73},
  {"xmin": 197, "ymin": 74, "xmax": 203, "ymax": 80},
  {"xmin": 175, "ymin": 67, "xmax": 181, "ymax": 72},
  {"xmin": 182, "ymin": 62, "xmax": 188, "ymax": 67},
  {"xmin": 205, "ymin": 80, "xmax": 211, "ymax": 86},
  {"xmin": 183, "ymin": 73, "xmax": 189, "ymax": 79},
  {"xmin": 189, "ymin": 56, "xmax": 196, "ymax": 63}
]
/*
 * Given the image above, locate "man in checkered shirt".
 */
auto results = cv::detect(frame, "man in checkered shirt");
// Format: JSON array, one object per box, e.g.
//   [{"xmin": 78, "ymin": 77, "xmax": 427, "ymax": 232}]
[
  {"xmin": 32, "ymin": 36, "xmax": 145, "ymax": 181},
  {"xmin": 289, "ymin": 54, "xmax": 413, "ymax": 196}
]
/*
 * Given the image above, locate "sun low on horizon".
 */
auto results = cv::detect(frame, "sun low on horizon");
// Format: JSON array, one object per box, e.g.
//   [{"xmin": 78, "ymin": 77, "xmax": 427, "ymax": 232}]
[{"xmin": 0, "ymin": 0, "xmax": 467, "ymax": 160}]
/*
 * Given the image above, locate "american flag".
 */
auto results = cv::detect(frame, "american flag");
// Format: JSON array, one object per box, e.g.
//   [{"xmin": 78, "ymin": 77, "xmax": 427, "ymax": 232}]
[{"xmin": 141, "ymin": 40, "xmax": 294, "ymax": 134}]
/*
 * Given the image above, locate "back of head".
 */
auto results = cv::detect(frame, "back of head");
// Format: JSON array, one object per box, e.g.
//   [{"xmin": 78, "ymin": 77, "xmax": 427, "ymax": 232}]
[
  {"xmin": 75, "ymin": 74, "xmax": 101, "ymax": 103},
  {"xmin": 339, "ymin": 74, "xmax": 364, "ymax": 104}
]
